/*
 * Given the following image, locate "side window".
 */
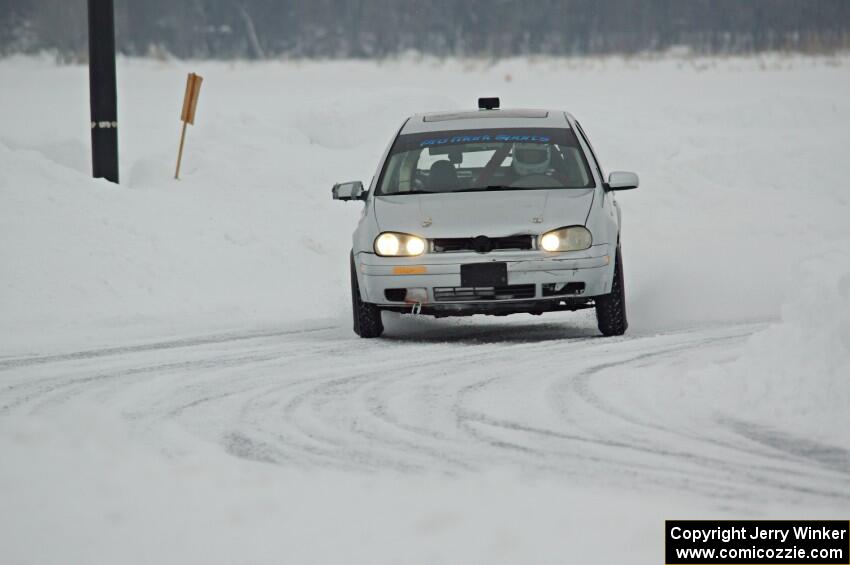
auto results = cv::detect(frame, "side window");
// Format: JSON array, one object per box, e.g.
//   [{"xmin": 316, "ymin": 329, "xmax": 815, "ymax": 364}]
[{"xmin": 575, "ymin": 121, "xmax": 605, "ymax": 182}]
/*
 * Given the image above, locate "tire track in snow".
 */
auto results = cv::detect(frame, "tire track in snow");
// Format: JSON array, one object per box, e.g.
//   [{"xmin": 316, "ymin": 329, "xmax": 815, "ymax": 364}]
[
  {"xmin": 547, "ymin": 330, "xmax": 850, "ymax": 500},
  {"xmin": 1, "ymin": 320, "xmax": 846, "ymax": 507},
  {"xmin": 0, "ymin": 324, "xmax": 336, "ymax": 370},
  {"xmin": 724, "ymin": 418, "xmax": 850, "ymax": 476}
]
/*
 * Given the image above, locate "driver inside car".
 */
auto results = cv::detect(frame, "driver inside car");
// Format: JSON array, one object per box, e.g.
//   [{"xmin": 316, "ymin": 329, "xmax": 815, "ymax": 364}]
[
  {"xmin": 513, "ymin": 142, "xmax": 551, "ymax": 175},
  {"xmin": 508, "ymin": 142, "xmax": 573, "ymax": 188}
]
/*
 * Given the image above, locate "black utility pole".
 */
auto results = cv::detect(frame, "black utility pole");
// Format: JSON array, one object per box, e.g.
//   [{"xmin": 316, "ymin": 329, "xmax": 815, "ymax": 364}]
[{"xmin": 87, "ymin": 0, "xmax": 119, "ymax": 183}]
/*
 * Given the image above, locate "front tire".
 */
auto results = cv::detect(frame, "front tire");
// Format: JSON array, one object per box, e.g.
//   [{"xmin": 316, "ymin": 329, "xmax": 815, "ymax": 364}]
[
  {"xmin": 350, "ymin": 254, "xmax": 383, "ymax": 338},
  {"xmin": 595, "ymin": 245, "xmax": 628, "ymax": 336}
]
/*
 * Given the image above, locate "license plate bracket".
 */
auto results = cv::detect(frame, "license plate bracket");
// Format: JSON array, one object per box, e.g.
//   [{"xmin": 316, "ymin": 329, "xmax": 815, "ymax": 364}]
[{"xmin": 460, "ymin": 262, "xmax": 508, "ymax": 287}]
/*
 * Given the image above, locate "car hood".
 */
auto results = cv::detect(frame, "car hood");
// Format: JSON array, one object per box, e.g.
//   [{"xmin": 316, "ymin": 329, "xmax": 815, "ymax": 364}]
[{"xmin": 373, "ymin": 189, "xmax": 595, "ymax": 238}]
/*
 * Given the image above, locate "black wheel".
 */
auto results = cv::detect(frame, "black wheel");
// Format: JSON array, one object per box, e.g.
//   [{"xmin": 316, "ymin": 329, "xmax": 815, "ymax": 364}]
[
  {"xmin": 350, "ymin": 253, "xmax": 384, "ymax": 338},
  {"xmin": 595, "ymin": 245, "xmax": 628, "ymax": 337}
]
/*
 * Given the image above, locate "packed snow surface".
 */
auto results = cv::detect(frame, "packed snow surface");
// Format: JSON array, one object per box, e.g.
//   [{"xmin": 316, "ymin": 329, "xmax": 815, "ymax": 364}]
[{"xmin": 1, "ymin": 54, "xmax": 849, "ymax": 564}]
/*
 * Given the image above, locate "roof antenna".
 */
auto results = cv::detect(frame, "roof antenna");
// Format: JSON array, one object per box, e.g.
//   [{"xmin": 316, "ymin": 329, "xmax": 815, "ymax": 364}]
[{"xmin": 478, "ymin": 97, "xmax": 500, "ymax": 110}]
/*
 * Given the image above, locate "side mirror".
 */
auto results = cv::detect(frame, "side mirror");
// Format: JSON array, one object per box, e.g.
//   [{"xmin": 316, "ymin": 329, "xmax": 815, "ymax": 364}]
[
  {"xmin": 332, "ymin": 180, "xmax": 365, "ymax": 201},
  {"xmin": 607, "ymin": 171, "xmax": 639, "ymax": 191}
]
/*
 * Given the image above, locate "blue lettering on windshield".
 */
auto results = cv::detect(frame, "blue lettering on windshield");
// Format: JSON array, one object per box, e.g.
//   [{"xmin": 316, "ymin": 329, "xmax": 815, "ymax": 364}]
[
  {"xmin": 420, "ymin": 133, "xmax": 550, "ymax": 147},
  {"xmin": 494, "ymin": 134, "xmax": 550, "ymax": 143}
]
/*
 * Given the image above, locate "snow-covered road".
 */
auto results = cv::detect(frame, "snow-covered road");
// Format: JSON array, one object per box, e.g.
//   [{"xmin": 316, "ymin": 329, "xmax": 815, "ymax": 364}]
[
  {"xmin": 3, "ymin": 318, "xmax": 846, "ymax": 507},
  {"xmin": 2, "ymin": 54, "xmax": 849, "ymax": 563}
]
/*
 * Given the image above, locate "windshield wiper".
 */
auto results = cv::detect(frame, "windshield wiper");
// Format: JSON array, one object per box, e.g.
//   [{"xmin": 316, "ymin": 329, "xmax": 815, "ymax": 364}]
[
  {"xmin": 379, "ymin": 189, "xmax": 437, "ymax": 196},
  {"xmin": 381, "ymin": 185, "xmax": 562, "ymax": 196},
  {"xmin": 451, "ymin": 185, "xmax": 518, "ymax": 193}
]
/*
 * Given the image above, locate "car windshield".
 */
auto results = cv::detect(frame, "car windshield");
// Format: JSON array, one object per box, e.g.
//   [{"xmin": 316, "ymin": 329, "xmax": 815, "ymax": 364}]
[{"xmin": 376, "ymin": 127, "xmax": 595, "ymax": 195}]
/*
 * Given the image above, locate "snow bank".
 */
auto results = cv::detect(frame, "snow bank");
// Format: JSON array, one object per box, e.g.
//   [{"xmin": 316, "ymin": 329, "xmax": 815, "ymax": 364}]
[{"xmin": 701, "ymin": 249, "xmax": 850, "ymax": 448}]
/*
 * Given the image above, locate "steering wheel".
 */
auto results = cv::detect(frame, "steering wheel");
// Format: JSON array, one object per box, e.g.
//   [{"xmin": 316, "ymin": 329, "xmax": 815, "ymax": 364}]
[{"xmin": 412, "ymin": 173, "xmax": 427, "ymax": 191}]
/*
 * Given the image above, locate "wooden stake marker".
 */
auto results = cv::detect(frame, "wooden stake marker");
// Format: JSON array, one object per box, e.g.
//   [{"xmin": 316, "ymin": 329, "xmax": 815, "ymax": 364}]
[{"xmin": 175, "ymin": 72, "xmax": 203, "ymax": 180}]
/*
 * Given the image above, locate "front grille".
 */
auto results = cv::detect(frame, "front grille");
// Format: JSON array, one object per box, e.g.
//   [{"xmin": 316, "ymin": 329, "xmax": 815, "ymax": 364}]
[
  {"xmin": 432, "ymin": 235, "xmax": 533, "ymax": 253},
  {"xmin": 433, "ymin": 284, "xmax": 536, "ymax": 302}
]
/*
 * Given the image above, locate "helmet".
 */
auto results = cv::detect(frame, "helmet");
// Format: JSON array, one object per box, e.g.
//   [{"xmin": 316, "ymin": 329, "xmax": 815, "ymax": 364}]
[{"xmin": 512, "ymin": 143, "xmax": 551, "ymax": 176}]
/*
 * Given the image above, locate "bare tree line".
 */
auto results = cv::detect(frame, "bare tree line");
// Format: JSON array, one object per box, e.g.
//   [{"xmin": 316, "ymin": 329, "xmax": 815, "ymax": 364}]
[{"xmin": 2, "ymin": 0, "xmax": 849, "ymax": 61}]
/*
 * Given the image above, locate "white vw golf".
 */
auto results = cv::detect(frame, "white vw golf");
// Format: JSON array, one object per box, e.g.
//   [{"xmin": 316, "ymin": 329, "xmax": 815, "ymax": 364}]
[{"xmin": 333, "ymin": 98, "xmax": 638, "ymax": 338}]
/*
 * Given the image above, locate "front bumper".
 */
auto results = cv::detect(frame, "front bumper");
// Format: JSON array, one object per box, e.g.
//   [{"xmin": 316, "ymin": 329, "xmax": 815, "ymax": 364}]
[{"xmin": 355, "ymin": 244, "xmax": 614, "ymax": 313}]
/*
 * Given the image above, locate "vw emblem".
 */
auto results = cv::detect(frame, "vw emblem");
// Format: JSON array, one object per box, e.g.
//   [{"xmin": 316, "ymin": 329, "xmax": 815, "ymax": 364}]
[{"xmin": 472, "ymin": 235, "xmax": 493, "ymax": 253}]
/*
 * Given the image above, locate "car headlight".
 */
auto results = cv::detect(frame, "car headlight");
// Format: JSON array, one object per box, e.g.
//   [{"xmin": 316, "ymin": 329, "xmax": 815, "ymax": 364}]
[
  {"xmin": 539, "ymin": 226, "xmax": 592, "ymax": 252},
  {"xmin": 374, "ymin": 232, "xmax": 427, "ymax": 257}
]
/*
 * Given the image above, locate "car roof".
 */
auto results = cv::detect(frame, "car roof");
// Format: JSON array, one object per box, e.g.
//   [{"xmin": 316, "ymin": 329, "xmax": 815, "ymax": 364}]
[{"xmin": 401, "ymin": 108, "xmax": 575, "ymax": 134}]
